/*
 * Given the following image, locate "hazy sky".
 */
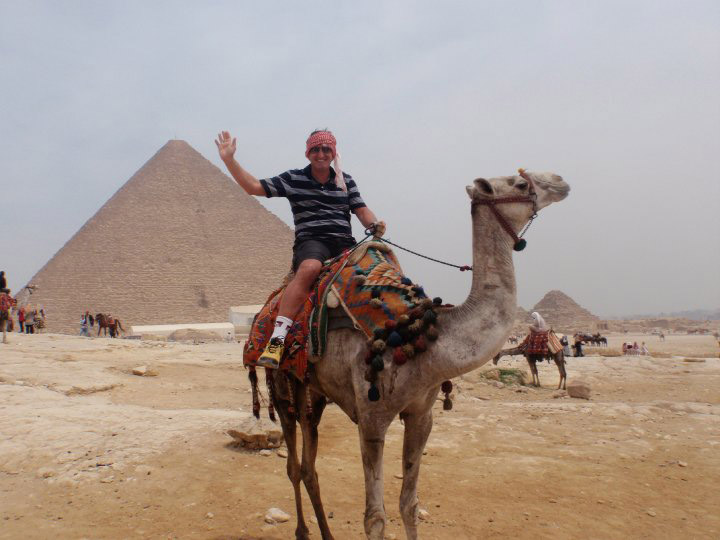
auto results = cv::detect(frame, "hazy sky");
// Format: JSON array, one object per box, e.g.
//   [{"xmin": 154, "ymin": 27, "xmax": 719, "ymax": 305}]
[{"xmin": 2, "ymin": 1, "xmax": 718, "ymax": 317}]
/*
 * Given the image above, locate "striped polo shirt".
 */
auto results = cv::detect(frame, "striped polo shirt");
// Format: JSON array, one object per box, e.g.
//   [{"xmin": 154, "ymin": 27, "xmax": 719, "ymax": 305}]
[{"xmin": 260, "ymin": 165, "xmax": 366, "ymax": 241}]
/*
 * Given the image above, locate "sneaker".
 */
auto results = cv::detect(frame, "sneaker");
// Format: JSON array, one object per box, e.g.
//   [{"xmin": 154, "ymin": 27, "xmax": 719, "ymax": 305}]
[{"xmin": 256, "ymin": 337, "xmax": 285, "ymax": 369}]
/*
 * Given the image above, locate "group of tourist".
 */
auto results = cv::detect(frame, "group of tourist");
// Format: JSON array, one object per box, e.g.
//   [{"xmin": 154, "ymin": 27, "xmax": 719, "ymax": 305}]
[
  {"xmin": 0, "ymin": 271, "xmax": 46, "ymax": 340},
  {"xmin": 623, "ymin": 341, "xmax": 649, "ymax": 356}
]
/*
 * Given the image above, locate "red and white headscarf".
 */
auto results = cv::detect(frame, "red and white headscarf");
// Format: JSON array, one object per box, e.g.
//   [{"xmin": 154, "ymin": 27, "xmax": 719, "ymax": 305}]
[{"xmin": 305, "ymin": 130, "xmax": 346, "ymax": 192}]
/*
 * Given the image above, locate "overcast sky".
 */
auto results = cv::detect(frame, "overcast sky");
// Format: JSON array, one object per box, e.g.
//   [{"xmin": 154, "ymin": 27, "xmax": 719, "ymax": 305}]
[{"xmin": 2, "ymin": 1, "xmax": 718, "ymax": 317}]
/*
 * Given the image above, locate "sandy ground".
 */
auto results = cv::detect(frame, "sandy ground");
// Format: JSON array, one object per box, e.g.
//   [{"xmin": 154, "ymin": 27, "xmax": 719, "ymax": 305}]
[{"xmin": 1, "ymin": 332, "xmax": 719, "ymax": 539}]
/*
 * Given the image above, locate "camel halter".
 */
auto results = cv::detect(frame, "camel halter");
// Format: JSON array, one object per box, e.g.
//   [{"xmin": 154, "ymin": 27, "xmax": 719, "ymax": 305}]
[{"xmin": 471, "ymin": 168, "xmax": 538, "ymax": 252}]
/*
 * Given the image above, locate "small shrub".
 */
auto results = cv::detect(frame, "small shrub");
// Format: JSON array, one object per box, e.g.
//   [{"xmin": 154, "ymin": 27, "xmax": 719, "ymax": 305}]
[{"xmin": 481, "ymin": 368, "xmax": 530, "ymax": 386}]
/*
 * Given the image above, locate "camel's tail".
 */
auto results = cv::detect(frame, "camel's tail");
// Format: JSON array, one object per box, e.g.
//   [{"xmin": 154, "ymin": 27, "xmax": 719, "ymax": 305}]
[{"xmin": 116, "ymin": 320, "xmax": 125, "ymax": 334}]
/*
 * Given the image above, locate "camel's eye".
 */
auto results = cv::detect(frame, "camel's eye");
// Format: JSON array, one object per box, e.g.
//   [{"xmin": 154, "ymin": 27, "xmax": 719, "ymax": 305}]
[{"xmin": 516, "ymin": 181, "xmax": 528, "ymax": 190}]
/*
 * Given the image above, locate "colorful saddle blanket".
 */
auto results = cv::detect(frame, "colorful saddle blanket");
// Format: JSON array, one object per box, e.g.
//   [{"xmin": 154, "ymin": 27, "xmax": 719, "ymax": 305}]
[
  {"xmin": 0, "ymin": 293, "xmax": 15, "ymax": 313},
  {"xmin": 243, "ymin": 242, "xmax": 434, "ymax": 379},
  {"xmin": 521, "ymin": 330, "xmax": 562, "ymax": 356}
]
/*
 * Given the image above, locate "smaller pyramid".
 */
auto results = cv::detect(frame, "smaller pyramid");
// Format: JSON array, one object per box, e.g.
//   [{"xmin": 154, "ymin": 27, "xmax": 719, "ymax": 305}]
[{"xmin": 531, "ymin": 290, "xmax": 599, "ymax": 332}]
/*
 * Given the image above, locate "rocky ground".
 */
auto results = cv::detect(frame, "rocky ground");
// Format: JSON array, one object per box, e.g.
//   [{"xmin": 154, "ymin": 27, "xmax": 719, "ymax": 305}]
[{"xmin": 1, "ymin": 332, "xmax": 718, "ymax": 539}]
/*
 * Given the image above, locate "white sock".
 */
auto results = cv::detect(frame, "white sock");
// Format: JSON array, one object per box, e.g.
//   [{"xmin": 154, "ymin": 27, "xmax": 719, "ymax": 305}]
[{"xmin": 270, "ymin": 316, "xmax": 294, "ymax": 342}]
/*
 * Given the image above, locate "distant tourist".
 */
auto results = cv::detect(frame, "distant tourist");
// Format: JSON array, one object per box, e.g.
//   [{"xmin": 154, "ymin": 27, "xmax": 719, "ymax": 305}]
[
  {"xmin": 17, "ymin": 306, "xmax": 25, "ymax": 333},
  {"xmin": 529, "ymin": 312, "xmax": 549, "ymax": 333},
  {"xmin": 79, "ymin": 312, "xmax": 91, "ymax": 337},
  {"xmin": 0, "ymin": 270, "xmax": 7, "ymax": 293},
  {"xmin": 560, "ymin": 334, "xmax": 571, "ymax": 356},
  {"xmin": 0, "ymin": 289, "xmax": 13, "ymax": 344},
  {"xmin": 215, "ymin": 129, "xmax": 385, "ymax": 369},
  {"xmin": 640, "ymin": 342, "xmax": 649, "ymax": 355},
  {"xmin": 574, "ymin": 334, "xmax": 584, "ymax": 357},
  {"xmin": 24, "ymin": 307, "xmax": 35, "ymax": 334}
]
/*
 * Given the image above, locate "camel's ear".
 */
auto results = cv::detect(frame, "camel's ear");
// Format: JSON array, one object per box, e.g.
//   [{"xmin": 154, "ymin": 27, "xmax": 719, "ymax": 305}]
[{"xmin": 466, "ymin": 178, "xmax": 492, "ymax": 199}]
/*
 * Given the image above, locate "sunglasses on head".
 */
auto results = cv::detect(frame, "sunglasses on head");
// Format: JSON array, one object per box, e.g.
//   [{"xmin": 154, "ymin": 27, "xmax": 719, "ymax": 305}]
[{"xmin": 309, "ymin": 145, "xmax": 333, "ymax": 155}]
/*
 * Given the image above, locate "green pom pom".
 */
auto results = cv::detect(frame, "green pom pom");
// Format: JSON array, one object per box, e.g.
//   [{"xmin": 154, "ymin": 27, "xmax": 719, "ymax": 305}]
[
  {"xmin": 513, "ymin": 239, "xmax": 527, "ymax": 251},
  {"xmin": 371, "ymin": 356, "xmax": 384, "ymax": 371},
  {"xmin": 423, "ymin": 309, "xmax": 437, "ymax": 324}
]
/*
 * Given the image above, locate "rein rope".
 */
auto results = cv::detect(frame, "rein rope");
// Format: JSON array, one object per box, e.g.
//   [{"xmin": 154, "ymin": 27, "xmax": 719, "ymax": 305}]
[{"xmin": 372, "ymin": 236, "xmax": 472, "ymax": 272}]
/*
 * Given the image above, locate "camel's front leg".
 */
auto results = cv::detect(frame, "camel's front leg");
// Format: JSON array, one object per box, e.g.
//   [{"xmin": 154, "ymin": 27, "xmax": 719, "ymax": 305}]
[
  {"xmin": 358, "ymin": 422, "xmax": 390, "ymax": 540},
  {"xmin": 399, "ymin": 406, "xmax": 434, "ymax": 540},
  {"xmin": 556, "ymin": 353, "xmax": 567, "ymax": 390}
]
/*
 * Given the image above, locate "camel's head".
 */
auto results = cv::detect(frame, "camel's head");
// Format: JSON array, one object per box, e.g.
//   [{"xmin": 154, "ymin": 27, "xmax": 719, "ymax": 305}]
[{"xmin": 466, "ymin": 171, "xmax": 570, "ymax": 233}]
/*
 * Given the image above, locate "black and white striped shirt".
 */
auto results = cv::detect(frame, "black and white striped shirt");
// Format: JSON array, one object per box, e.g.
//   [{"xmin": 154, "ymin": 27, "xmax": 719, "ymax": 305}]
[{"xmin": 260, "ymin": 165, "xmax": 366, "ymax": 241}]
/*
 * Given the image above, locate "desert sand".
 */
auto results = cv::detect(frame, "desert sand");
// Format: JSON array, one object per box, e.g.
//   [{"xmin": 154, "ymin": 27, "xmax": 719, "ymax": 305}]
[{"xmin": 1, "ymin": 332, "xmax": 718, "ymax": 539}]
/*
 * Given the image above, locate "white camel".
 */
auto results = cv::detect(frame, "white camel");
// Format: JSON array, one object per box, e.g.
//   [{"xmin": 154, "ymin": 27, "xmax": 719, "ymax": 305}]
[{"xmin": 267, "ymin": 170, "xmax": 570, "ymax": 539}]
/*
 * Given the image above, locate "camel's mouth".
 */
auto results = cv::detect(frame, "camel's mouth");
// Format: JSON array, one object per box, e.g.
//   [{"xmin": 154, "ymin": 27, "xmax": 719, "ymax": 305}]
[{"xmin": 534, "ymin": 175, "xmax": 571, "ymax": 200}]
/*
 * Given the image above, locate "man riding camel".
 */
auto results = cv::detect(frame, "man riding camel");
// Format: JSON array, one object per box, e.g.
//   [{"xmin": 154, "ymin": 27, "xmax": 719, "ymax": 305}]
[{"xmin": 215, "ymin": 129, "xmax": 385, "ymax": 369}]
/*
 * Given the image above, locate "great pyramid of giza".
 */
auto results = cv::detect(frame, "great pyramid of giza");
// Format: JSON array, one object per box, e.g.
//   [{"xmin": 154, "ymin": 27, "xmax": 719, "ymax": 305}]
[
  {"xmin": 19, "ymin": 140, "xmax": 294, "ymax": 333},
  {"xmin": 531, "ymin": 290, "xmax": 599, "ymax": 332}
]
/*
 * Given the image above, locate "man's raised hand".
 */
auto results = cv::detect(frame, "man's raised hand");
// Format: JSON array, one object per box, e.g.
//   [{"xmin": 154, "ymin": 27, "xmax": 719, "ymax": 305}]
[{"xmin": 214, "ymin": 131, "xmax": 237, "ymax": 163}]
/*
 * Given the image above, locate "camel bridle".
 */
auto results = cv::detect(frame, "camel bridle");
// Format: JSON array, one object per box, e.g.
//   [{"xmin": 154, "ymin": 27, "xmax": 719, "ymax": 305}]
[{"xmin": 471, "ymin": 168, "xmax": 539, "ymax": 252}]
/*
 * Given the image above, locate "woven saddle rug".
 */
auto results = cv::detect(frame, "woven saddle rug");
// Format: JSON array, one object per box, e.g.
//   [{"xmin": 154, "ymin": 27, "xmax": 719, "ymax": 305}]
[
  {"xmin": 243, "ymin": 242, "xmax": 435, "ymax": 380},
  {"xmin": 520, "ymin": 330, "xmax": 563, "ymax": 356}
]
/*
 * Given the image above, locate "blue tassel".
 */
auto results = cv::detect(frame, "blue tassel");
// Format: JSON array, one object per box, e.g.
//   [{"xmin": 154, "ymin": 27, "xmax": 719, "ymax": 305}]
[
  {"xmin": 387, "ymin": 331, "xmax": 402, "ymax": 347},
  {"xmin": 401, "ymin": 276, "xmax": 413, "ymax": 285}
]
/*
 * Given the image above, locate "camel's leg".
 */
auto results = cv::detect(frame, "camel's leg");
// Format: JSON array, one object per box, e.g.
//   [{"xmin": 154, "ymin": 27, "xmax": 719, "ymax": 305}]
[
  {"xmin": 527, "ymin": 357, "xmax": 540, "ymax": 387},
  {"xmin": 556, "ymin": 353, "xmax": 567, "ymax": 390},
  {"xmin": 298, "ymin": 394, "xmax": 333, "ymax": 540},
  {"xmin": 274, "ymin": 396, "xmax": 310, "ymax": 540},
  {"xmin": 358, "ymin": 421, "xmax": 390, "ymax": 540},
  {"xmin": 2, "ymin": 319, "xmax": 7, "ymax": 344},
  {"xmin": 399, "ymin": 407, "xmax": 434, "ymax": 540}
]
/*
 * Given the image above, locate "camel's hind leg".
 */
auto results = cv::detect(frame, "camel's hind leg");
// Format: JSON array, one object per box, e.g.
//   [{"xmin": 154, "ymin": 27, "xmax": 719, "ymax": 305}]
[
  {"xmin": 399, "ymin": 399, "xmax": 435, "ymax": 540},
  {"xmin": 274, "ymin": 394, "xmax": 311, "ymax": 540},
  {"xmin": 297, "ymin": 389, "xmax": 334, "ymax": 540}
]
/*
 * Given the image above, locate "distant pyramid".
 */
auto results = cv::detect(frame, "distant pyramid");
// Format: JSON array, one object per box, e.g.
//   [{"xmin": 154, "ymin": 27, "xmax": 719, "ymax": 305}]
[
  {"xmin": 532, "ymin": 290, "xmax": 599, "ymax": 332},
  {"xmin": 19, "ymin": 140, "xmax": 294, "ymax": 333}
]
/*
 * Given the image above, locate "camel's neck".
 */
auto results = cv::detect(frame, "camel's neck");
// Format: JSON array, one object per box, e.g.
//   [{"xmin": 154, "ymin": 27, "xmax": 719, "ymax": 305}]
[{"xmin": 428, "ymin": 204, "xmax": 518, "ymax": 381}]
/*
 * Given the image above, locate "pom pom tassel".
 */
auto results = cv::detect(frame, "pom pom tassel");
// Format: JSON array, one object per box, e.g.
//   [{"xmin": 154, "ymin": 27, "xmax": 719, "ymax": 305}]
[{"xmin": 441, "ymin": 380, "xmax": 453, "ymax": 411}]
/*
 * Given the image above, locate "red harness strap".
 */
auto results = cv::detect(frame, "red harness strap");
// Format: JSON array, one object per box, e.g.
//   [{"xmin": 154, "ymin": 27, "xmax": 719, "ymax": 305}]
[{"xmin": 471, "ymin": 169, "xmax": 538, "ymax": 251}]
